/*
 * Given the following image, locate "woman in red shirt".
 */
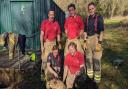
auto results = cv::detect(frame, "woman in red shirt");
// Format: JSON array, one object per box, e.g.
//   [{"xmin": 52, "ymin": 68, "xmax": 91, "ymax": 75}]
[{"xmin": 63, "ymin": 42, "xmax": 85, "ymax": 89}]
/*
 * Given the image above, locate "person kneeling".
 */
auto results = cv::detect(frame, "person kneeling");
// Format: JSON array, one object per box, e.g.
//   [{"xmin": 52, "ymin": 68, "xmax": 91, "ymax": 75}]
[
  {"xmin": 63, "ymin": 42, "xmax": 85, "ymax": 89},
  {"xmin": 46, "ymin": 45, "xmax": 61, "ymax": 84}
]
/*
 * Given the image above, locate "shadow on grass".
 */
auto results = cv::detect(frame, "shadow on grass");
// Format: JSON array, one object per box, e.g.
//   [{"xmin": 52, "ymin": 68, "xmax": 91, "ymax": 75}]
[{"xmin": 101, "ymin": 47, "xmax": 128, "ymax": 89}]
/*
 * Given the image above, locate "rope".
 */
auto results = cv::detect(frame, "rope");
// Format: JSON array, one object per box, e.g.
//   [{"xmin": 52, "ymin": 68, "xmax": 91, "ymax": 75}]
[{"xmin": 26, "ymin": 31, "xmax": 40, "ymax": 38}]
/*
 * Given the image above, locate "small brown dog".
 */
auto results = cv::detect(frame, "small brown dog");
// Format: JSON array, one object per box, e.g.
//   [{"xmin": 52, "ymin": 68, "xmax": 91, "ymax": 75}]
[{"xmin": 47, "ymin": 79, "xmax": 67, "ymax": 89}]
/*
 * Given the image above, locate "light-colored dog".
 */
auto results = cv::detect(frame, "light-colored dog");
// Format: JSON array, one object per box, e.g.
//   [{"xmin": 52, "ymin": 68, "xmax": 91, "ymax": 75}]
[{"xmin": 47, "ymin": 79, "xmax": 67, "ymax": 89}]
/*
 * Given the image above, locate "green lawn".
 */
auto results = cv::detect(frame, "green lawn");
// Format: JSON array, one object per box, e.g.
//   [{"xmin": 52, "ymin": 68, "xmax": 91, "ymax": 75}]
[{"xmin": 99, "ymin": 17, "xmax": 128, "ymax": 89}]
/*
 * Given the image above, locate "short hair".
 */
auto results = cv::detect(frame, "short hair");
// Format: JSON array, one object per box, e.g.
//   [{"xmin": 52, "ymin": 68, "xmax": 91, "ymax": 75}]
[
  {"xmin": 68, "ymin": 42, "xmax": 77, "ymax": 50},
  {"xmin": 68, "ymin": 3, "xmax": 76, "ymax": 10},
  {"xmin": 52, "ymin": 45, "xmax": 59, "ymax": 51},
  {"xmin": 88, "ymin": 2, "xmax": 96, "ymax": 8},
  {"xmin": 48, "ymin": 8, "xmax": 55, "ymax": 12}
]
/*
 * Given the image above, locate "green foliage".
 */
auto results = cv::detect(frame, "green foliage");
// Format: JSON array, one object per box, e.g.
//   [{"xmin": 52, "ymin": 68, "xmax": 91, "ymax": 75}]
[{"xmin": 54, "ymin": 0, "xmax": 128, "ymax": 18}]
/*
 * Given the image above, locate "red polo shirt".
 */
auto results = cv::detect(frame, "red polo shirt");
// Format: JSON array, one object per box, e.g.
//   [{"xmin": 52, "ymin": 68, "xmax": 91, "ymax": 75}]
[
  {"xmin": 64, "ymin": 15, "xmax": 84, "ymax": 39},
  {"xmin": 40, "ymin": 19, "xmax": 61, "ymax": 41},
  {"xmin": 64, "ymin": 51, "xmax": 84, "ymax": 74}
]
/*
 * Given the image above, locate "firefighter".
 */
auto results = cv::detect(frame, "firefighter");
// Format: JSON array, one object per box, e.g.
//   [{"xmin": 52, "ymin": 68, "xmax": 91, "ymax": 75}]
[
  {"xmin": 64, "ymin": 3, "xmax": 84, "ymax": 56},
  {"xmin": 46, "ymin": 45, "xmax": 61, "ymax": 85},
  {"xmin": 84, "ymin": 2, "xmax": 104, "ymax": 83},
  {"xmin": 63, "ymin": 42, "xmax": 85, "ymax": 89},
  {"xmin": 40, "ymin": 9, "xmax": 61, "ymax": 75}
]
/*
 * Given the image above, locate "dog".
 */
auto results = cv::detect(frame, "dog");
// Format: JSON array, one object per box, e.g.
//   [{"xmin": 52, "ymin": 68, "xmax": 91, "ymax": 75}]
[
  {"xmin": 47, "ymin": 79, "xmax": 67, "ymax": 89},
  {"xmin": 73, "ymin": 69, "xmax": 87, "ymax": 89},
  {"xmin": 73, "ymin": 72, "xmax": 99, "ymax": 89}
]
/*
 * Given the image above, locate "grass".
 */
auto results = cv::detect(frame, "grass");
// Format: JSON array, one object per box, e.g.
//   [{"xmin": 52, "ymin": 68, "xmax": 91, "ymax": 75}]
[
  {"xmin": 104, "ymin": 16, "xmax": 128, "ymax": 28},
  {"xmin": 99, "ymin": 17, "xmax": 128, "ymax": 89},
  {"xmin": 104, "ymin": 16, "xmax": 128, "ymax": 25}
]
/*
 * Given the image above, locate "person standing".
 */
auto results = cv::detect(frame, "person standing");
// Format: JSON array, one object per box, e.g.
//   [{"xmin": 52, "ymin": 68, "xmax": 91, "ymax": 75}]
[
  {"xmin": 40, "ymin": 9, "xmax": 61, "ymax": 74},
  {"xmin": 84, "ymin": 2, "xmax": 104, "ymax": 83},
  {"xmin": 63, "ymin": 42, "xmax": 85, "ymax": 89},
  {"xmin": 64, "ymin": 3, "xmax": 84, "ymax": 56}
]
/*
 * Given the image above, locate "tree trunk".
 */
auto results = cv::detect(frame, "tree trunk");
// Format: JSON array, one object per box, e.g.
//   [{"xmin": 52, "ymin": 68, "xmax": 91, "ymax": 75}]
[{"xmin": 110, "ymin": 0, "xmax": 117, "ymax": 18}]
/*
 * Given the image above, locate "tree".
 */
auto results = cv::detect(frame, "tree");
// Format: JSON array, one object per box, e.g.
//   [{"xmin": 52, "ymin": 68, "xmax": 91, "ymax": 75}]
[{"xmin": 54, "ymin": 0, "xmax": 128, "ymax": 18}]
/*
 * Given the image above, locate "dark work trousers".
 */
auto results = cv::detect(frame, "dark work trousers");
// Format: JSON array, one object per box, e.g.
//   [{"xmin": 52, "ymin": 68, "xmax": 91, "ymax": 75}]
[{"xmin": 18, "ymin": 34, "xmax": 26, "ymax": 55}]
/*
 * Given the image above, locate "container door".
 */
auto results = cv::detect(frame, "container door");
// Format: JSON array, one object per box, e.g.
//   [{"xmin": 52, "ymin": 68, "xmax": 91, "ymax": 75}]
[{"xmin": 11, "ymin": 1, "xmax": 34, "ymax": 49}]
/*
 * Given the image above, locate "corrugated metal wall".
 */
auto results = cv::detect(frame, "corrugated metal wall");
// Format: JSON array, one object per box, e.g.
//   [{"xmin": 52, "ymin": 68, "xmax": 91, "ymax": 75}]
[
  {"xmin": 0, "ymin": 0, "xmax": 65, "ymax": 50},
  {"xmin": 0, "ymin": 0, "xmax": 12, "ymax": 33}
]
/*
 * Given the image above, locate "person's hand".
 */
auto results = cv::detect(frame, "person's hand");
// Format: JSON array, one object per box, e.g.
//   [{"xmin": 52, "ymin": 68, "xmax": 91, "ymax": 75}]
[
  {"xmin": 63, "ymin": 78, "xmax": 65, "ymax": 82},
  {"xmin": 56, "ymin": 67, "xmax": 60, "ymax": 72},
  {"xmin": 84, "ymin": 42, "xmax": 87, "ymax": 50},
  {"xmin": 59, "ymin": 43, "xmax": 62, "ymax": 49},
  {"xmin": 80, "ymin": 32, "xmax": 84, "ymax": 39},
  {"xmin": 95, "ymin": 43, "xmax": 103, "ymax": 52},
  {"xmin": 41, "ymin": 46, "xmax": 45, "ymax": 53},
  {"xmin": 53, "ymin": 72, "xmax": 58, "ymax": 78},
  {"xmin": 75, "ymin": 71, "xmax": 80, "ymax": 76}
]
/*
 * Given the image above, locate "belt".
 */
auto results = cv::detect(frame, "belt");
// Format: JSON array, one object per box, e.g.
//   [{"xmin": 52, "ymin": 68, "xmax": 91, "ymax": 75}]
[
  {"xmin": 87, "ymin": 34, "xmax": 98, "ymax": 39},
  {"xmin": 45, "ymin": 39, "xmax": 56, "ymax": 42}
]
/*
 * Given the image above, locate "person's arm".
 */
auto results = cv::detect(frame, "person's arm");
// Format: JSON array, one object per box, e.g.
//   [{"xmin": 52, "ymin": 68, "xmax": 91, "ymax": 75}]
[
  {"xmin": 47, "ymin": 62, "xmax": 58, "ymax": 78},
  {"xmin": 63, "ymin": 66, "xmax": 68, "ymax": 82},
  {"xmin": 84, "ymin": 32, "xmax": 87, "ymax": 41},
  {"xmin": 99, "ymin": 31, "xmax": 104, "ymax": 43},
  {"xmin": 40, "ymin": 31, "xmax": 44, "ymax": 52},
  {"xmin": 83, "ymin": 16, "xmax": 88, "ymax": 48},
  {"xmin": 40, "ymin": 21, "xmax": 45, "ymax": 53},
  {"xmin": 84, "ymin": 16, "xmax": 88, "ymax": 41},
  {"xmin": 98, "ymin": 16, "xmax": 104, "ymax": 43},
  {"xmin": 57, "ymin": 35, "xmax": 62, "ymax": 49},
  {"xmin": 79, "ymin": 16, "xmax": 84, "ymax": 38},
  {"xmin": 57, "ymin": 35, "xmax": 61, "ymax": 43},
  {"xmin": 57, "ymin": 22, "xmax": 61, "ymax": 49},
  {"xmin": 64, "ymin": 30, "xmax": 68, "ymax": 37},
  {"xmin": 75, "ymin": 53, "xmax": 85, "ymax": 75},
  {"xmin": 63, "ymin": 55, "xmax": 69, "ymax": 82},
  {"xmin": 64, "ymin": 19, "xmax": 68, "ymax": 37}
]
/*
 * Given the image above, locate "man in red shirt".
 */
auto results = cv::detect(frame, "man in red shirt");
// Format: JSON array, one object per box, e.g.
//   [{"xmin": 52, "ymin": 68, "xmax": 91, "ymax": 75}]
[
  {"xmin": 40, "ymin": 9, "xmax": 61, "ymax": 73},
  {"xmin": 64, "ymin": 4, "xmax": 84, "ymax": 56},
  {"xmin": 63, "ymin": 42, "xmax": 85, "ymax": 89}
]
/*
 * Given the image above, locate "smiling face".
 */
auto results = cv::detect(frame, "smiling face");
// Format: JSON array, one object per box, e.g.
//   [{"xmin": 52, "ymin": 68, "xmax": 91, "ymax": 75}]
[
  {"xmin": 48, "ymin": 10, "xmax": 55, "ymax": 22},
  {"xmin": 68, "ymin": 7, "xmax": 76, "ymax": 17},
  {"xmin": 88, "ymin": 4, "xmax": 96, "ymax": 15},
  {"xmin": 68, "ymin": 45, "xmax": 77, "ymax": 56}
]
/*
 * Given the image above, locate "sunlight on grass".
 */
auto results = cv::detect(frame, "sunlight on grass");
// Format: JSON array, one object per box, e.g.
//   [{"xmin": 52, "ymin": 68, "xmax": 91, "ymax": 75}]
[
  {"xmin": 104, "ymin": 16, "xmax": 128, "ymax": 25},
  {"xmin": 105, "ymin": 19, "xmax": 120, "ymax": 25}
]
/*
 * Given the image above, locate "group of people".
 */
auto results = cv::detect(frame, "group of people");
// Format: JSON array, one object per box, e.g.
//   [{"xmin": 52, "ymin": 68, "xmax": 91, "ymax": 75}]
[{"xmin": 40, "ymin": 2, "xmax": 104, "ymax": 89}]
